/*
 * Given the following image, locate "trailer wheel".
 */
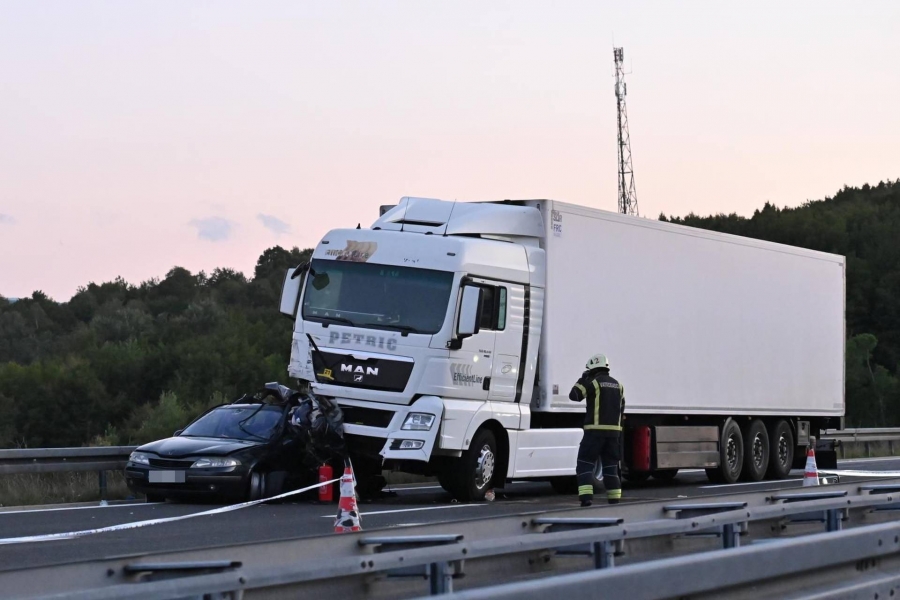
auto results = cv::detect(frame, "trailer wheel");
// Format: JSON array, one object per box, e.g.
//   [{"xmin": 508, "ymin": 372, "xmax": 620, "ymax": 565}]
[
  {"xmin": 706, "ymin": 419, "xmax": 743, "ymax": 484},
  {"xmin": 740, "ymin": 420, "xmax": 769, "ymax": 482},
  {"xmin": 765, "ymin": 419, "xmax": 794, "ymax": 480},
  {"xmin": 441, "ymin": 429, "xmax": 499, "ymax": 502}
]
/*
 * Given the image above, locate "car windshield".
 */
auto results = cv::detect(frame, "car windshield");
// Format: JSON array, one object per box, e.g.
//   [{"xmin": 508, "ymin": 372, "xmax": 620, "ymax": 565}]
[
  {"xmin": 181, "ymin": 405, "xmax": 283, "ymax": 441},
  {"xmin": 301, "ymin": 259, "xmax": 454, "ymax": 335}
]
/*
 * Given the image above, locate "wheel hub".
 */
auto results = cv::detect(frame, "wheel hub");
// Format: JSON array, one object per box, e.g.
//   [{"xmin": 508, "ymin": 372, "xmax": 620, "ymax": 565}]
[
  {"xmin": 474, "ymin": 445, "xmax": 495, "ymax": 490},
  {"xmin": 752, "ymin": 435, "xmax": 765, "ymax": 468},
  {"xmin": 726, "ymin": 436, "xmax": 738, "ymax": 470},
  {"xmin": 778, "ymin": 435, "xmax": 789, "ymax": 466}
]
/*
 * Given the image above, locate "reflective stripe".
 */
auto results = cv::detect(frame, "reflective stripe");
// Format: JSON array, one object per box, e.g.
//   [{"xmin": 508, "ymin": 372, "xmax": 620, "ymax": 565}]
[
  {"xmin": 584, "ymin": 424, "xmax": 623, "ymax": 431},
  {"xmin": 606, "ymin": 489, "xmax": 622, "ymax": 499},
  {"xmin": 618, "ymin": 383, "xmax": 625, "ymax": 426},
  {"xmin": 592, "ymin": 379, "xmax": 601, "ymax": 425},
  {"xmin": 578, "ymin": 485, "xmax": 594, "ymax": 496},
  {"xmin": 575, "ymin": 383, "xmax": 587, "ymax": 399}
]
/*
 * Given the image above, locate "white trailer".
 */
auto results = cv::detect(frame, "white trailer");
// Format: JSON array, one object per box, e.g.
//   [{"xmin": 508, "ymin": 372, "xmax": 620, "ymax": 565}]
[{"xmin": 280, "ymin": 197, "xmax": 845, "ymax": 500}]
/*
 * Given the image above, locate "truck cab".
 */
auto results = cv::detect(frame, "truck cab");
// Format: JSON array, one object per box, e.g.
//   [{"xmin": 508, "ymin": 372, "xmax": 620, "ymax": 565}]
[{"xmin": 280, "ymin": 197, "xmax": 547, "ymax": 500}]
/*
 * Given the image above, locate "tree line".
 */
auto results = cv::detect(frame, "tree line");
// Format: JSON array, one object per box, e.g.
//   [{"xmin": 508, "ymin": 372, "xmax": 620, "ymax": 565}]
[{"xmin": 0, "ymin": 181, "xmax": 898, "ymax": 448}]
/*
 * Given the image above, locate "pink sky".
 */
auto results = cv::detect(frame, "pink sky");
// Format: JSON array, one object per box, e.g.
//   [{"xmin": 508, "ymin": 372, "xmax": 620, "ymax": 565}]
[{"xmin": 1, "ymin": 1, "xmax": 898, "ymax": 300}]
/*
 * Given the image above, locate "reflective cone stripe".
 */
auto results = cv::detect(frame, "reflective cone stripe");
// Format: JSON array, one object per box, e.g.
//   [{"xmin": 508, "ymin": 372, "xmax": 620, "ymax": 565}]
[
  {"xmin": 334, "ymin": 466, "xmax": 362, "ymax": 533},
  {"xmin": 803, "ymin": 447, "xmax": 819, "ymax": 487}
]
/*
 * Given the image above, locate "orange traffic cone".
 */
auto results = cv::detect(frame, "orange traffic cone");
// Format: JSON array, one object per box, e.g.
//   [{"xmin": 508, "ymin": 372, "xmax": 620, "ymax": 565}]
[
  {"xmin": 803, "ymin": 445, "xmax": 819, "ymax": 487},
  {"xmin": 334, "ymin": 462, "xmax": 362, "ymax": 533}
]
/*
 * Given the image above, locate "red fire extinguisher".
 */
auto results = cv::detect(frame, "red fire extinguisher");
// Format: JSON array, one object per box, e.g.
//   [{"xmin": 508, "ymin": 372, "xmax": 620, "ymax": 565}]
[{"xmin": 318, "ymin": 463, "xmax": 334, "ymax": 502}]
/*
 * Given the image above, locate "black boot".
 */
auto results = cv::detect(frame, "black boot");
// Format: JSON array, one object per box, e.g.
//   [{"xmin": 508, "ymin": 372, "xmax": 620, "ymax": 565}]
[{"xmin": 579, "ymin": 495, "xmax": 593, "ymax": 507}]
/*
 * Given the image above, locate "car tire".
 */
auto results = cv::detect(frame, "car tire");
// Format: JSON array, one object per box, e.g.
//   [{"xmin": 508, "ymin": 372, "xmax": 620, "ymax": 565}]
[
  {"xmin": 443, "ymin": 429, "xmax": 499, "ymax": 502},
  {"xmin": 248, "ymin": 471, "xmax": 267, "ymax": 501},
  {"xmin": 766, "ymin": 419, "xmax": 795, "ymax": 480},
  {"xmin": 740, "ymin": 420, "xmax": 770, "ymax": 482},
  {"xmin": 146, "ymin": 494, "xmax": 165, "ymax": 503}
]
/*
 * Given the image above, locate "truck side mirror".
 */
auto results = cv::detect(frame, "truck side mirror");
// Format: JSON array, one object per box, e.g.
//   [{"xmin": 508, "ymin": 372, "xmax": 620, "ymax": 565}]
[
  {"xmin": 279, "ymin": 265, "xmax": 305, "ymax": 318},
  {"xmin": 457, "ymin": 285, "xmax": 482, "ymax": 338}
]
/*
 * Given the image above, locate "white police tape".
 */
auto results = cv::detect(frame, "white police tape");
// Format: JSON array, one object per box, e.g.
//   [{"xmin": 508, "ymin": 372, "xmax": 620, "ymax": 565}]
[
  {"xmin": 820, "ymin": 469, "xmax": 900, "ymax": 478},
  {"xmin": 0, "ymin": 477, "xmax": 341, "ymax": 546}
]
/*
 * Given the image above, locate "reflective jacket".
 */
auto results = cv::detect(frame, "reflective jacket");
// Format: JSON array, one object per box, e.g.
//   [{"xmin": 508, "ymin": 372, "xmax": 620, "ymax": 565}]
[{"xmin": 569, "ymin": 369, "xmax": 625, "ymax": 433}]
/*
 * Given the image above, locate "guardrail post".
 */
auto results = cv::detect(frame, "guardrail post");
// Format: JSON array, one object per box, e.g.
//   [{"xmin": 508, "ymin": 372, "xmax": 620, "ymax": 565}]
[
  {"xmin": 826, "ymin": 508, "xmax": 842, "ymax": 532},
  {"xmin": 428, "ymin": 561, "xmax": 453, "ymax": 595},
  {"xmin": 98, "ymin": 470, "xmax": 107, "ymax": 503},
  {"xmin": 722, "ymin": 523, "xmax": 740, "ymax": 549},
  {"xmin": 592, "ymin": 540, "xmax": 616, "ymax": 569}
]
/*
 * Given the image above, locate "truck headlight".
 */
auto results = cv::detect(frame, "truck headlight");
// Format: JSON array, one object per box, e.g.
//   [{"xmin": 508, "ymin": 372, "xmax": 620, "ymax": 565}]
[
  {"xmin": 191, "ymin": 457, "xmax": 240, "ymax": 469},
  {"xmin": 129, "ymin": 452, "xmax": 152, "ymax": 466},
  {"xmin": 401, "ymin": 413, "xmax": 435, "ymax": 431}
]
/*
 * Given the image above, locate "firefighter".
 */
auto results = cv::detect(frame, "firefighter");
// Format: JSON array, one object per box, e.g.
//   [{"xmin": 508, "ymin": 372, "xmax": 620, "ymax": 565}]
[{"xmin": 569, "ymin": 353, "xmax": 625, "ymax": 506}]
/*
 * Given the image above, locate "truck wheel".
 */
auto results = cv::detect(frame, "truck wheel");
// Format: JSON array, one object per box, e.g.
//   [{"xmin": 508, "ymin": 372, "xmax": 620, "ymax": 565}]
[
  {"xmin": 740, "ymin": 420, "xmax": 769, "ymax": 482},
  {"xmin": 766, "ymin": 420, "xmax": 794, "ymax": 480},
  {"xmin": 706, "ymin": 419, "xmax": 743, "ymax": 484},
  {"xmin": 651, "ymin": 469, "xmax": 679, "ymax": 481},
  {"xmin": 444, "ymin": 429, "xmax": 498, "ymax": 502}
]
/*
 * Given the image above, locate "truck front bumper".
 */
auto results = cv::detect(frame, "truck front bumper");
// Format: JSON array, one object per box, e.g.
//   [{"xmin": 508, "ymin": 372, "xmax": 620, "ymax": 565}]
[{"xmin": 339, "ymin": 396, "xmax": 444, "ymax": 462}]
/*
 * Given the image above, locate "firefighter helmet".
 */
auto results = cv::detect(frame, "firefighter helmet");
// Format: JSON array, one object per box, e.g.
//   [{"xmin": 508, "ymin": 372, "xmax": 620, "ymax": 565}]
[{"xmin": 586, "ymin": 354, "xmax": 610, "ymax": 370}]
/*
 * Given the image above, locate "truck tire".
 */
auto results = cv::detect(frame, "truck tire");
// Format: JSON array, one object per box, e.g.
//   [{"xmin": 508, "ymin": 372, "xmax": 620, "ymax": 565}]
[
  {"xmin": 740, "ymin": 420, "xmax": 769, "ymax": 482},
  {"xmin": 705, "ymin": 419, "xmax": 743, "ymax": 484},
  {"xmin": 766, "ymin": 419, "xmax": 794, "ymax": 480},
  {"xmin": 442, "ymin": 429, "xmax": 498, "ymax": 502}
]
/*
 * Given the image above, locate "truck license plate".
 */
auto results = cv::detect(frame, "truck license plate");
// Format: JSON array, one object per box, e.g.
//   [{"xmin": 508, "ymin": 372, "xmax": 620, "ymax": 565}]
[{"xmin": 149, "ymin": 470, "xmax": 186, "ymax": 483}]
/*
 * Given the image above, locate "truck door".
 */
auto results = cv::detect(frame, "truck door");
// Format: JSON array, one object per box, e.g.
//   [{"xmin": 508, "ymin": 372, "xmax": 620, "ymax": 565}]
[
  {"xmin": 487, "ymin": 283, "xmax": 523, "ymax": 402},
  {"xmin": 447, "ymin": 278, "xmax": 496, "ymax": 400}
]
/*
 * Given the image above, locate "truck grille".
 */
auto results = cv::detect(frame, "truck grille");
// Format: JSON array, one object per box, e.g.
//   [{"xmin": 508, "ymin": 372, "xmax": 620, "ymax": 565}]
[
  {"xmin": 341, "ymin": 406, "xmax": 394, "ymax": 428},
  {"xmin": 148, "ymin": 458, "xmax": 195, "ymax": 469}
]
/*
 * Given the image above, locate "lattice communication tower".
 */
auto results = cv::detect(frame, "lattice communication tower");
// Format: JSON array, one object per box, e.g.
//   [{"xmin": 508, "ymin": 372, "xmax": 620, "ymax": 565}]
[{"xmin": 614, "ymin": 47, "xmax": 638, "ymax": 216}]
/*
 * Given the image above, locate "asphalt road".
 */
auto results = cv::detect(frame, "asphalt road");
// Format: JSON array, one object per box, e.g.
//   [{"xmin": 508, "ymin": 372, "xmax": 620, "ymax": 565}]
[{"xmin": 0, "ymin": 456, "xmax": 898, "ymax": 572}]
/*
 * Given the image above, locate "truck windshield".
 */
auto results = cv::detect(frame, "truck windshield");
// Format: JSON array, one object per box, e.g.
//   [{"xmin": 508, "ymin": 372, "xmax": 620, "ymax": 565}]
[{"xmin": 302, "ymin": 259, "xmax": 454, "ymax": 335}]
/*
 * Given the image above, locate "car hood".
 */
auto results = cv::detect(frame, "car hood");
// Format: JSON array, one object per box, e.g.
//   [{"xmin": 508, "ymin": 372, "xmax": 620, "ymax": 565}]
[{"xmin": 137, "ymin": 436, "xmax": 264, "ymax": 458}]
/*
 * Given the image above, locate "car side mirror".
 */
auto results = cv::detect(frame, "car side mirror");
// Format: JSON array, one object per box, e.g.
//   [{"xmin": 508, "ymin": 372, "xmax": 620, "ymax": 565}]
[
  {"xmin": 457, "ymin": 285, "xmax": 482, "ymax": 338},
  {"xmin": 173, "ymin": 429, "xmax": 183, "ymax": 437},
  {"xmin": 279, "ymin": 265, "xmax": 306, "ymax": 318}
]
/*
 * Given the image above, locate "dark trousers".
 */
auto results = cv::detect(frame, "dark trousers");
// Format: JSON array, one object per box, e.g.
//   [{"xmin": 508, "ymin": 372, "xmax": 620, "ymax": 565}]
[{"xmin": 576, "ymin": 430, "xmax": 622, "ymax": 503}]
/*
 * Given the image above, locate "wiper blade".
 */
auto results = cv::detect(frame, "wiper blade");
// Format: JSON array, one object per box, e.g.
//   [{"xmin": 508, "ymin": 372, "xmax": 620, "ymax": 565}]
[
  {"xmin": 311, "ymin": 315, "xmax": 355, "ymax": 327},
  {"xmin": 360, "ymin": 322, "xmax": 419, "ymax": 335}
]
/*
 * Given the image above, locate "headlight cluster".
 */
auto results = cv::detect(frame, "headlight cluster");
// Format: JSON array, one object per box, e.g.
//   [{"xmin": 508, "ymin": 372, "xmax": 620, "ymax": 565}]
[
  {"xmin": 401, "ymin": 413, "xmax": 435, "ymax": 431},
  {"xmin": 191, "ymin": 457, "xmax": 240, "ymax": 469},
  {"xmin": 129, "ymin": 452, "xmax": 152, "ymax": 465}
]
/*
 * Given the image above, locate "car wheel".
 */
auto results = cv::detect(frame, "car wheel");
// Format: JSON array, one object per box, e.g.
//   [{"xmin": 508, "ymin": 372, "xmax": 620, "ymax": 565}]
[
  {"xmin": 740, "ymin": 420, "xmax": 770, "ymax": 482},
  {"xmin": 444, "ymin": 429, "xmax": 499, "ymax": 502},
  {"xmin": 248, "ymin": 471, "xmax": 267, "ymax": 501},
  {"xmin": 146, "ymin": 494, "xmax": 165, "ymax": 503},
  {"xmin": 766, "ymin": 419, "xmax": 794, "ymax": 480}
]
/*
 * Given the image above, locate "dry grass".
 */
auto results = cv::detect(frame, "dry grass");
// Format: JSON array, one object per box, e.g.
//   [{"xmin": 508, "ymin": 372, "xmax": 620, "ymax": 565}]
[{"xmin": 0, "ymin": 471, "xmax": 133, "ymax": 508}]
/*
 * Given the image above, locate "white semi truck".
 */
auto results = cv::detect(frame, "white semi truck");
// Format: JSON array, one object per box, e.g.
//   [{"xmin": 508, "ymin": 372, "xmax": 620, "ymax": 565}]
[{"xmin": 279, "ymin": 197, "xmax": 845, "ymax": 500}]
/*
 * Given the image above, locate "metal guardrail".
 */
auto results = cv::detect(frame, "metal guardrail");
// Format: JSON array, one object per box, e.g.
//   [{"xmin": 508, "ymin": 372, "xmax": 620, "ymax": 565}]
[
  {"xmin": 6, "ymin": 478, "xmax": 900, "ymax": 599},
  {"xmin": 0, "ymin": 446, "xmax": 136, "ymax": 500}
]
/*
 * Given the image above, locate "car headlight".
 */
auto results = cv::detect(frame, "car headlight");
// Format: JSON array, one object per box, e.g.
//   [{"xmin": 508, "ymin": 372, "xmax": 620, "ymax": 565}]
[
  {"xmin": 191, "ymin": 457, "xmax": 240, "ymax": 469},
  {"xmin": 401, "ymin": 413, "xmax": 435, "ymax": 431},
  {"xmin": 129, "ymin": 452, "xmax": 152, "ymax": 466}
]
